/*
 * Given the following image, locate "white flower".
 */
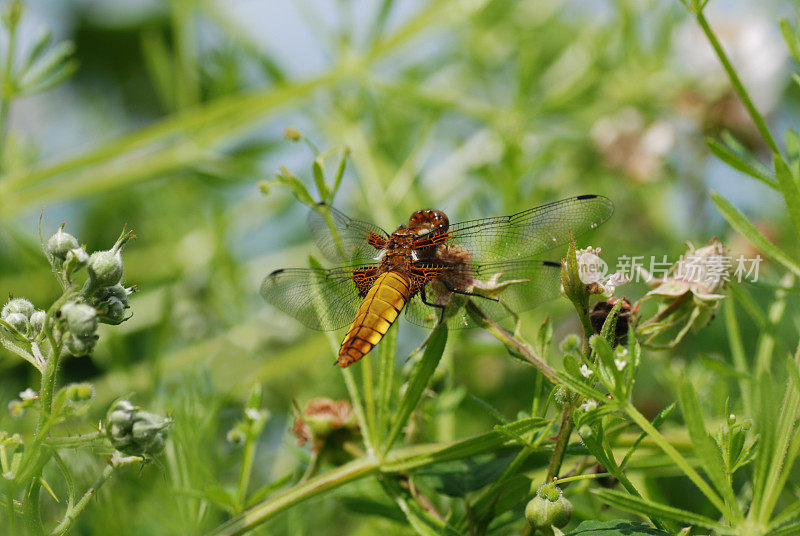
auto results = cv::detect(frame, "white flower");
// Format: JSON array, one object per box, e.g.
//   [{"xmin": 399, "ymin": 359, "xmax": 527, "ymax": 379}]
[
  {"xmin": 614, "ymin": 359, "xmax": 628, "ymax": 371},
  {"xmin": 245, "ymin": 408, "xmax": 263, "ymax": 421},
  {"xmin": 579, "ymin": 364, "xmax": 593, "ymax": 378},
  {"xmin": 573, "ymin": 246, "xmax": 628, "ymax": 299},
  {"xmin": 580, "ymin": 399, "xmax": 598, "ymax": 412},
  {"xmin": 19, "ymin": 388, "xmax": 37, "ymax": 401}
]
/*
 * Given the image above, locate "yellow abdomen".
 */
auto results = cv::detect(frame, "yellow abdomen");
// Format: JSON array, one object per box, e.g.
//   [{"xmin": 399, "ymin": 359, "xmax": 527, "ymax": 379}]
[{"xmin": 338, "ymin": 271, "xmax": 410, "ymax": 367}]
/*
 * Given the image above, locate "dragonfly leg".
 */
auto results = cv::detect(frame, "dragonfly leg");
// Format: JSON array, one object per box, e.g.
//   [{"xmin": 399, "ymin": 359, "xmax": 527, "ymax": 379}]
[
  {"xmin": 442, "ymin": 280, "xmax": 499, "ymax": 302},
  {"xmin": 420, "ymin": 286, "xmax": 445, "ymax": 310}
]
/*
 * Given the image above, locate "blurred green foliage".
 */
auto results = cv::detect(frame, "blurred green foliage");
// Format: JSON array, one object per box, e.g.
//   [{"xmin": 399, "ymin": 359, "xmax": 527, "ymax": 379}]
[{"xmin": 1, "ymin": 0, "xmax": 799, "ymax": 535}]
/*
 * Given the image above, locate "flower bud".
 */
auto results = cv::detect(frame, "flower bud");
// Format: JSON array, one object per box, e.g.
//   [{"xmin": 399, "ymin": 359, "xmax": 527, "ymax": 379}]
[
  {"xmin": 106, "ymin": 399, "xmax": 171, "ymax": 457},
  {"xmin": 64, "ymin": 247, "xmax": 89, "ymax": 276},
  {"xmin": 8, "ymin": 400, "xmax": 24, "ymax": 418},
  {"xmin": 29, "ymin": 310, "xmax": 46, "ymax": 335},
  {"xmin": 47, "ymin": 226, "xmax": 79, "ymax": 260},
  {"xmin": 4, "ymin": 313, "xmax": 29, "ymax": 334},
  {"xmin": 226, "ymin": 428, "xmax": 246, "ymax": 448},
  {"xmin": 525, "ymin": 483, "xmax": 573, "ymax": 529},
  {"xmin": 64, "ymin": 334, "xmax": 94, "ymax": 357},
  {"xmin": 558, "ymin": 333, "xmax": 581, "ymax": 354},
  {"xmin": 284, "ymin": 127, "xmax": 301, "ymax": 141},
  {"xmin": 61, "ymin": 302, "xmax": 98, "ymax": 338},
  {"xmin": 91, "ymin": 284, "xmax": 133, "ymax": 324},
  {"xmin": 65, "ymin": 382, "xmax": 95, "ymax": 403},
  {"xmin": 87, "ymin": 249, "xmax": 124, "ymax": 288},
  {"xmin": 291, "ymin": 398, "xmax": 358, "ymax": 454},
  {"xmin": 1, "ymin": 1, "xmax": 22, "ymax": 30},
  {"xmin": 2, "ymin": 298, "xmax": 34, "ymax": 320}
]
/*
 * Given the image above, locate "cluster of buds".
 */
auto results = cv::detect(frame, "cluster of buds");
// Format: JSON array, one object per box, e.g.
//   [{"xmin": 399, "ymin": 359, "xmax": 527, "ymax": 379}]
[
  {"xmin": 105, "ymin": 400, "xmax": 171, "ymax": 457},
  {"xmin": 45, "ymin": 225, "xmax": 136, "ymax": 356},
  {"xmin": 525, "ymin": 482, "xmax": 573, "ymax": 534},
  {"xmin": 1, "ymin": 298, "xmax": 46, "ymax": 342},
  {"xmin": 291, "ymin": 398, "xmax": 360, "ymax": 463}
]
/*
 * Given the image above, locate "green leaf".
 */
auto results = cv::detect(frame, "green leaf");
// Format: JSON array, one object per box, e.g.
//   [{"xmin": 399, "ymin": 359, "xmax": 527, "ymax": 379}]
[
  {"xmin": 312, "ymin": 156, "xmax": 329, "ymax": 201},
  {"xmin": 381, "ymin": 476, "xmax": 462, "ymax": 536},
  {"xmin": 710, "ymin": 190, "xmax": 800, "ymax": 277},
  {"xmin": 383, "ymin": 324, "xmax": 447, "ymax": 453},
  {"xmin": 619, "ymin": 402, "xmax": 676, "ymax": 470},
  {"xmin": 678, "ymin": 378, "xmax": 740, "ymax": 519},
  {"xmin": 568, "ymin": 519, "xmax": 671, "ymax": 535},
  {"xmin": 245, "ymin": 473, "xmax": 293, "ymax": 508},
  {"xmin": 534, "ymin": 315, "xmax": 553, "ymax": 358},
  {"xmin": 697, "ymin": 353, "xmax": 751, "ymax": 380},
  {"xmin": 591, "ymin": 489, "xmax": 728, "ymax": 531},
  {"xmin": 376, "ymin": 322, "xmax": 399, "ymax": 442},
  {"xmin": 340, "ymin": 496, "xmax": 404, "ymax": 522},
  {"xmin": 381, "ymin": 417, "xmax": 548, "ymax": 473},
  {"xmin": 774, "ymin": 154, "xmax": 800, "ymax": 238},
  {"xmin": 331, "ymin": 149, "xmax": 348, "ymax": 201},
  {"xmin": 276, "ymin": 166, "xmax": 315, "ymax": 207},
  {"xmin": 772, "ymin": 521, "xmax": 800, "ymax": 536},
  {"xmin": 781, "ymin": 18, "xmax": 800, "ymax": 65},
  {"xmin": 706, "ymin": 137, "xmax": 777, "ymax": 189},
  {"xmin": 555, "ymin": 370, "xmax": 607, "ymax": 402},
  {"xmin": 415, "ymin": 454, "xmax": 515, "ymax": 497},
  {"xmin": 589, "ymin": 334, "xmax": 619, "ymax": 395},
  {"xmin": 205, "ymin": 485, "xmax": 237, "ymax": 513},
  {"xmin": 786, "ymin": 128, "xmax": 800, "ymax": 174}
]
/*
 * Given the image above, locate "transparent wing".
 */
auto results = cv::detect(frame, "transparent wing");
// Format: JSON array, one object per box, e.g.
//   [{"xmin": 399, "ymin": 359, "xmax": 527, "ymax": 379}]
[
  {"xmin": 307, "ymin": 204, "xmax": 389, "ymax": 264},
  {"xmin": 403, "ymin": 260, "xmax": 563, "ymax": 329},
  {"xmin": 422, "ymin": 195, "xmax": 614, "ymax": 263},
  {"xmin": 260, "ymin": 265, "xmax": 378, "ymax": 330}
]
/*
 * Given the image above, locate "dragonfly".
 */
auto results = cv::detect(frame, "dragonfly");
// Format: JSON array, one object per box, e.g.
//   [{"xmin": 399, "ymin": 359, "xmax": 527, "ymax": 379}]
[{"xmin": 261, "ymin": 195, "xmax": 614, "ymax": 367}]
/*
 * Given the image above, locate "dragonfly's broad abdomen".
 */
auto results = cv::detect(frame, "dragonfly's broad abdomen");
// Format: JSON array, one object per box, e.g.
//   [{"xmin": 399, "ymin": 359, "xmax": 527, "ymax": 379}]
[{"xmin": 339, "ymin": 271, "xmax": 411, "ymax": 367}]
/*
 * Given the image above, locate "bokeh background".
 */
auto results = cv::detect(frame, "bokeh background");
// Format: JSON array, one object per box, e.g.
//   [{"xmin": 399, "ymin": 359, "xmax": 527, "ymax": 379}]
[{"xmin": 0, "ymin": 0, "xmax": 797, "ymax": 534}]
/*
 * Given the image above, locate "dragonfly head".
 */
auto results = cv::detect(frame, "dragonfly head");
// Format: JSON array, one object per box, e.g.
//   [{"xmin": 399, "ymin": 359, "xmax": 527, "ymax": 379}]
[{"xmin": 407, "ymin": 209, "xmax": 449, "ymax": 237}]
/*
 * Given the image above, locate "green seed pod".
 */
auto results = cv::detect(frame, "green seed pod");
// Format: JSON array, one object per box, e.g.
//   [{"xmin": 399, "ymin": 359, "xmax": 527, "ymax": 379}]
[
  {"xmin": 61, "ymin": 302, "xmax": 98, "ymax": 338},
  {"xmin": 64, "ymin": 247, "xmax": 89, "ymax": 276},
  {"xmin": 2, "ymin": 298, "xmax": 34, "ymax": 320},
  {"xmin": 525, "ymin": 483, "xmax": 573, "ymax": 529},
  {"xmin": 4, "ymin": 313, "xmax": 29, "ymax": 334},
  {"xmin": 47, "ymin": 226, "xmax": 79, "ymax": 260},
  {"xmin": 29, "ymin": 310, "xmax": 46, "ymax": 335},
  {"xmin": 87, "ymin": 250, "xmax": 124, "ymax": 288}
]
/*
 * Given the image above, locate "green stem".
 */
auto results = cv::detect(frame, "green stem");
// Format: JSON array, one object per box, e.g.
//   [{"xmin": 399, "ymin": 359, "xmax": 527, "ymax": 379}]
[
  {"xmin": 694, "ymin": 10, "xmax": 781, "ymax": 155},
  {"xmin": 6, "ymin": 490, "xmax": 16, "ymax": 535},
  {"xmin": 235, "ymin": 432, "xmax": 257, "ymax": 513},
  {"xmin": 624, "ymin": 402, "xmax": 727, "ymax": 514},
  {"xmin": 466, "ymin": 302, "xmax": 559, "ymax": 385},
  {"xmin": 50, "ymin": 464, "xmax": 114, "ymax": 536},
  {"xmin": 44, "ymin": 432, "xmax": 104, "ymax": 448},
  {"xmin": 545, "ymin": 405, "xmax": 574, "ymax": 482},
  {"xmin": 206, "ymin": 419, "xmax": 545, "ymax": 535},
  {"xmin": 0, "ymin": 12, "xmax": 17, "ymax": 173}
]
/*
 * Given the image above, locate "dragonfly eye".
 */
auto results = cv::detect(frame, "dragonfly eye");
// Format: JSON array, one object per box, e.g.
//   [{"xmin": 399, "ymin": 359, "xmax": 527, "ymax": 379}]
[{"xmin": 409, "ymin": 209, "xmax": 450, "ymax": 232}]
